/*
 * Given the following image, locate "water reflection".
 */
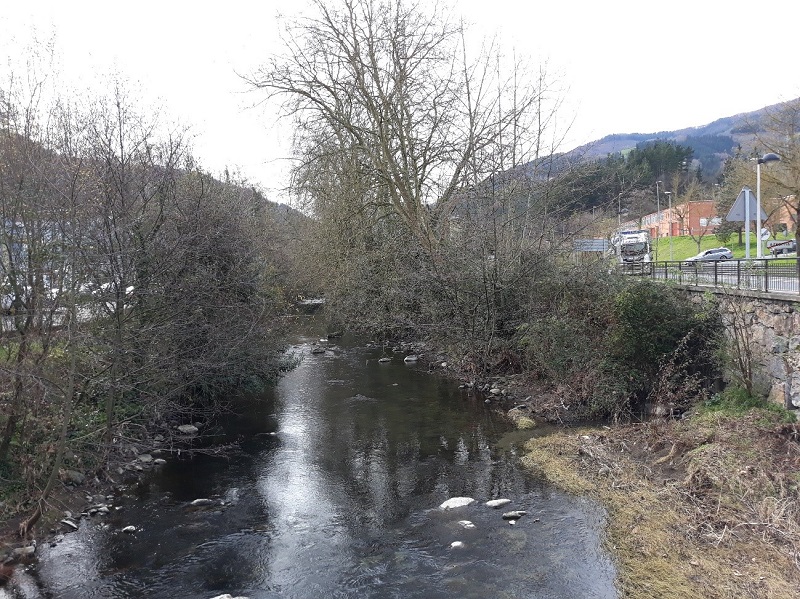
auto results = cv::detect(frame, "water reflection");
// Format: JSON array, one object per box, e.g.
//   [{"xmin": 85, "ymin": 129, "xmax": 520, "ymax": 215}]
[{"xmin": 33, "ymin": 332, "xmax": 616, "ymax": 598}]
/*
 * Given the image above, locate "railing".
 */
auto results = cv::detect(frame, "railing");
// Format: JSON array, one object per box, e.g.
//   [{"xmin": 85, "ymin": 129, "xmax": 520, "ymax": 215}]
[{"xmin": 619, "ymin": 259, "xmax": 800, "ymax": 295}]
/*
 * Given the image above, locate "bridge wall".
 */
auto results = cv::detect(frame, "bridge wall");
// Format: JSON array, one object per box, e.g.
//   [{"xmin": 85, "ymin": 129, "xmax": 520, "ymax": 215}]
[{"xmin": 683, "ymin": 286, "xmax": 800, "ymax": 408}]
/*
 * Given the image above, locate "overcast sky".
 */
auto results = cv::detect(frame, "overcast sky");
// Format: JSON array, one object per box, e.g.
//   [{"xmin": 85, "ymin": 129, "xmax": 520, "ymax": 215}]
[{"xmin": 3, "ymin": 0, "xmax": 800, "ymax": 202}]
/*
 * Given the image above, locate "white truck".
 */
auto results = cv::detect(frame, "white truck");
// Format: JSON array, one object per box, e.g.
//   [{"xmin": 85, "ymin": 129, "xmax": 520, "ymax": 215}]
[
  {"xmin": 611, "ymin": 229, "xmax": 652, "ymax": 264},
  {"xmin": 766, "ymin": 238, "xmax": 797, "ymax": 256}
]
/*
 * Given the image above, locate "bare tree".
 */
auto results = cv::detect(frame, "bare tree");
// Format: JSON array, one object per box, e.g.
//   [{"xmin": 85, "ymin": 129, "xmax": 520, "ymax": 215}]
[
  {"xmin": 247, "ymin": 0, "xmax": 559, "ymax": 253},
  {"xmin": 754, "ymin": 99, "xmax": 800, "ymax": 247}
]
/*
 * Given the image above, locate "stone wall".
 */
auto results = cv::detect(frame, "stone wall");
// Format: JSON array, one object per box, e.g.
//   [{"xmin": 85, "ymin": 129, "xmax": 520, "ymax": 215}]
[{"xmin": 686, "ymin": 287, "xmax": 800, "ymax": 408}]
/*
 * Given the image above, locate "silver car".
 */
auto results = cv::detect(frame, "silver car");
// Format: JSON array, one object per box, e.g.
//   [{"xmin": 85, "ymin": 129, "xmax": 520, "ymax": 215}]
[{"xmin": 684, "ymin": 247, "xmax": 733, "ymax": 262}]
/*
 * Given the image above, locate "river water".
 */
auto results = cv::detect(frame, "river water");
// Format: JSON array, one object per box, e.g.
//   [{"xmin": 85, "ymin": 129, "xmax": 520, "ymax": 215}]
[{"xmin": 31, "ymin": 327, "xmax": 617, "ymax": 598}]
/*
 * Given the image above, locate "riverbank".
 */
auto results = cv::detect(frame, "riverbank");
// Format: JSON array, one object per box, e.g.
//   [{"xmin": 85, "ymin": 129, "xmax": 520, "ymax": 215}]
[
  {"xmin": 0, "ymin": 425, "xmax": 208, "ymax": 572},
  {"xmin": 519, "ymin": 409, "xmax": 800, "ymax": 598}
]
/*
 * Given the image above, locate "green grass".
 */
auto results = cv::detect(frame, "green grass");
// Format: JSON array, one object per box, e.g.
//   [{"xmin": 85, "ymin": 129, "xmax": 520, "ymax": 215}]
[
  {"xmin": 700, "ymin": 386, "xmax": 795, "ymax": 421},
  {"xmin": 653, "ymin": 234, "xmax": 797, "ymax": 261}
]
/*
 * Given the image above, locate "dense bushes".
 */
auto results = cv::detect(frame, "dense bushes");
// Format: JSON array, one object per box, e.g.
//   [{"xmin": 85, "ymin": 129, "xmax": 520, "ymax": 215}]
[{"xmin": 517, "ymin": 277, "xmax": 722, "ymax": 419}]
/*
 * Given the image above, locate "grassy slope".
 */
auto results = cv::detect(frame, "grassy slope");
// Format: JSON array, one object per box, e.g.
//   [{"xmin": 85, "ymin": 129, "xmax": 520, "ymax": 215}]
[
  {"xmin": 521, "ymin": 408, "xmax": 800, "ymax": 599},
  {"xmin": 654, "ymin": 234, "xmax": 796, "ymax": 261}
]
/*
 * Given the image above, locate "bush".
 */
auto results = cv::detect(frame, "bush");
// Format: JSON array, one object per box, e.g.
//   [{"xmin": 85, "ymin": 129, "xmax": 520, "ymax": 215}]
[{"xmin": 517, "ymin": 276, "xmax": 722, "ymax": 420}]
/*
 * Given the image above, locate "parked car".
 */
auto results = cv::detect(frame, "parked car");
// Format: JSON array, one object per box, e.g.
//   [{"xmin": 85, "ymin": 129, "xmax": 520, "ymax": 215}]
[{"xmin": 684, "ymin": 247, "xmax": 733, "ymax": 263}]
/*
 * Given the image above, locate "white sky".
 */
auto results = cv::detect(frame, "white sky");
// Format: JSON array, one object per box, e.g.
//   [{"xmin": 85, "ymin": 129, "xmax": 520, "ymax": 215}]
[{"xmin": 3, "ymin": 0, "xmax": 800, "ymax": 203}]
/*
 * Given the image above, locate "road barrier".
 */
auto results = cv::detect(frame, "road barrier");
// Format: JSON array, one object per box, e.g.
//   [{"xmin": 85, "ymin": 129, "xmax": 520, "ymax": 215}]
[{"xmin": 620, "ymin": 259, "xmax": 800, "ymax": 295}]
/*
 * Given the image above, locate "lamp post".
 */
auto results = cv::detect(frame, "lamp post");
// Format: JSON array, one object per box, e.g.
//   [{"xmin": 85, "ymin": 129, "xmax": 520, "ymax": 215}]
[
  {"xmin": 756, "ymin": 152, "xmax": 781, "ymax": 258},
  {"xmin": 655, "ymin": 181, "xmax": 662, "ymax": 261},
  {"xmin": 664, "ymin": 191, "xmax": 673, "ymax": 261},
  {"xmin": 617, "ymin": 193, "xmax": 623, "ymax": 227}
]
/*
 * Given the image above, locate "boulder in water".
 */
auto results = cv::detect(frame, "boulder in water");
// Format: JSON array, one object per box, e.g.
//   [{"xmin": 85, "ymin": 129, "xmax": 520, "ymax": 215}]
[
  {"xmin": 449, "ymin": 541, "xmax": 465, "ymax": 549},
  {"xmin": 502, "ymin": 510, "xmax": 528, "ymax": 520},
  {"xmin": 439, "ymin": 497, "xmax": 475, "ymax": 510}
]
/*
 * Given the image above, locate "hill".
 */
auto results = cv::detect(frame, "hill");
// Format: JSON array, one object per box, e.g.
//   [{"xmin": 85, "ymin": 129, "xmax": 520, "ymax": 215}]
[{"xmin": 563, "ymin": 99, "xmax": 794, "ymax": 181}]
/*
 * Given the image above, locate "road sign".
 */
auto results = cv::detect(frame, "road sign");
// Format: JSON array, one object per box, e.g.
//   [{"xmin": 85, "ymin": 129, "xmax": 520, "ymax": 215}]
[
  {"xmin": 760, "ymin": 227, "xmax": 770, "ymax": 241},
  {"xmin": 726, "ymin": 186, "xmax": 767, "ymax": 221}
]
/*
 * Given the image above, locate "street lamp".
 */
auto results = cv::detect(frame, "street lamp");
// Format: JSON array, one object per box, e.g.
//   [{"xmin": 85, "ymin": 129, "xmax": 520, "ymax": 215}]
[
  {"xmin": 756, "ymin": 152, "xmax": 781, "ymax": 258},
  {"xmin": 664, "ymin": 191, "xmax": 673, "ymax": 261},
  {"xmin": 656, "ymin": 181, "xmax": 662, "ymax": 261}
]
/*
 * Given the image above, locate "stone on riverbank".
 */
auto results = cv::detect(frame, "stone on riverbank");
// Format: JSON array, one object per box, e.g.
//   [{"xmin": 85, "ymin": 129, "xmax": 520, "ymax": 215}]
[
  {"xmin": 485, "ymin": 498, "xmax": 512, "ymax": 508},
  {"xmin": 60, "ymin": 519, "xmax": 79, "ymax": 531},
  {"xmin": 63, "ymin": 470, "xmax": 85, "ymax": 485},
  {"xmin": 177, "ymin": 424, "xmax": 199, "ymax": 435}
]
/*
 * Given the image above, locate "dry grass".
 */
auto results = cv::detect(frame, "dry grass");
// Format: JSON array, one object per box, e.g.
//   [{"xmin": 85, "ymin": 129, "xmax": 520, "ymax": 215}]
[{"xmin": 522, "ymin": 412, "xmax": 800, "ymax": 598}]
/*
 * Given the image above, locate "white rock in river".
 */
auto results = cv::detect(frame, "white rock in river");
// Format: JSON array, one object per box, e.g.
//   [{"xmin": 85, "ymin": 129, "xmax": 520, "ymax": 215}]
[
  {"xmin": 485, "ymin": 498, "xmax": 512, "ymax": 508},
  {"xmin": 177, "ymin": 424, "xmax": 199, "ymax": 435},
  {"xmin": 502, "ymin": 510, "xmax": 528, "ymax": 520},
  {"xmin": 121, "ymin": 525, "xmax": 136, "ymax": 534},
  {"xmin": 449, "ymin": 541, "xmax": 465, "ymax": 549},
  {"xmin": 439, "ymin": 497, "xmax": 475, "ymax": 510},
  {"xmin": 190, "ymin": 498, "xmax": 215, "ymax": 507},
  {"xmin": 209, "ymin": 595, "xmax": 250, "ymax": 599},
  {"xmin": 458, "ymin": 520, "xmax": 476, "ymax": 529}
]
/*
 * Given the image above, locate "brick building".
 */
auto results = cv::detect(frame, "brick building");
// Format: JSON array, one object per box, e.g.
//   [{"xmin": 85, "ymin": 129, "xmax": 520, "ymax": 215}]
[{"xmin": 641, "ymin": 200, "xmax": 719, "ymax": 238}]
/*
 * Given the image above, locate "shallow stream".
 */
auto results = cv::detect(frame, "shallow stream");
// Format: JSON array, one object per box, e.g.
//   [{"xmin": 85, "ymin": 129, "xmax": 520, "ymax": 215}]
[{"xmin": 31, "ymin": 327, "xmax": 617, "ymax": 598}]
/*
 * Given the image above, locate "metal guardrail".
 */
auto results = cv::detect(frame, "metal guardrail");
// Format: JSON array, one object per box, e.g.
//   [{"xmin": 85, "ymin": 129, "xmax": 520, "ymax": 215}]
[{"xmin": 619, "ymin": 259, "xmax": 800, "ymax": 295}]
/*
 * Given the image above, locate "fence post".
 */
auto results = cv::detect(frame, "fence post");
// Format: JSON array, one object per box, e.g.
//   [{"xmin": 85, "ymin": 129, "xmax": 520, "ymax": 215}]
[{"xmin": 737, "ymin": 260, "xmax": 741, "ymax": 290}]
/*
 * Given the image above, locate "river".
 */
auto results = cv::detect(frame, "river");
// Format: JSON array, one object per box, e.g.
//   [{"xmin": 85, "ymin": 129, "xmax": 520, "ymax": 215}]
[{"xmin": 30, "ymin": 326, "xmax": 617, "ymax": 598}]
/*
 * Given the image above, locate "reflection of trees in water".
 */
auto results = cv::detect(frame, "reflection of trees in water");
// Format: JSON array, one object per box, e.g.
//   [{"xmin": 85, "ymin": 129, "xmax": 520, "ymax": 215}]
[{"xmin": 307, "ymin": 357, "xmax": 542, "ymax": 532}]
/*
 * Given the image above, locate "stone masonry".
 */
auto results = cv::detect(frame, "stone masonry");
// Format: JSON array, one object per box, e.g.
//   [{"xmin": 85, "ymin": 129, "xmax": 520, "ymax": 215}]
[{"xmin": 686, "ymin": 287, "xmax": 800, "ymax": 409}]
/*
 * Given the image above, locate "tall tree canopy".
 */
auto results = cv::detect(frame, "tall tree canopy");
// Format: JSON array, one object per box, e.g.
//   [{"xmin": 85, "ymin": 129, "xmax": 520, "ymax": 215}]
[{"xmin": 248, "ymin": 0, "xmax": 562, "ymax": 251}]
